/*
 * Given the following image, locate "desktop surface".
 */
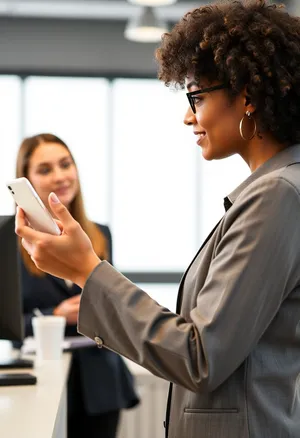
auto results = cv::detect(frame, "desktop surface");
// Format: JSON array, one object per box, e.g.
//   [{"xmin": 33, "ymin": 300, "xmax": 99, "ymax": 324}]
[{"xmin": 0, "ymin": 352, "xmax": 71, "ymax": 438}]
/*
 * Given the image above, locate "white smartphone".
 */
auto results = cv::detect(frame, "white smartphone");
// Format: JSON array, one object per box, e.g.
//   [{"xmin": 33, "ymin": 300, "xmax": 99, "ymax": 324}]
[{"xmin": 6, "ymin": 177, "xmax": 61, "ymax": 235}]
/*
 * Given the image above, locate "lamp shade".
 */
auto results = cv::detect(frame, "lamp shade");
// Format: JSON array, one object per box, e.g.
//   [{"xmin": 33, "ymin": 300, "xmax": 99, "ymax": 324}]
[
  {"xmin": 128, "ymin": 0, "xmax": 177, "ymax": 5},
  {"xmin": 125, "ymin": 6, "xmax": 168, "ymax": 43}
]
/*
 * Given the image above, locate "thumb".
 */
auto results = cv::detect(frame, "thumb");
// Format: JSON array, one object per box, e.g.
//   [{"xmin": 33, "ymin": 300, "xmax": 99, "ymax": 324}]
[{"xmin": 48, "ymin": 192, "xmax": 75, "ymax": 230}]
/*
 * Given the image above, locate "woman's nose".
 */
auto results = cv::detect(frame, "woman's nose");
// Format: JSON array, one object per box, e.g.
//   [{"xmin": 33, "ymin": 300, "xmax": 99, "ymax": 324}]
[
  {"xmin": 184, "ymin": 106, "xmax": 196, "ymax": 126},
  {"xmin": 52, "ymin": 167, "xmax": 65, "ymax": 181}
]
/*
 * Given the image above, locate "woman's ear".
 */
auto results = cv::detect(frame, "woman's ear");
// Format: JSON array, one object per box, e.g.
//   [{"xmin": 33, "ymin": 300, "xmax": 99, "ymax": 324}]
[{"xmin": 243, "ymin": 88, "xmax": 256, "ymax": 113}]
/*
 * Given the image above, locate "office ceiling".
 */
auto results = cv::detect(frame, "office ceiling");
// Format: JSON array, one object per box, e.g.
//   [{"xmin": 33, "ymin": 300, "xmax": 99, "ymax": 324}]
[
  {"xmin": 0, "ymin": 0, "xmax": 201, "ymax": 21},
  {"xmin": 0, "ymin": 0, "xmax": 198, "ymax": 3},
  {"xmin": 0, "ymin": 1, "xmax": 294, "ymax": 21}
]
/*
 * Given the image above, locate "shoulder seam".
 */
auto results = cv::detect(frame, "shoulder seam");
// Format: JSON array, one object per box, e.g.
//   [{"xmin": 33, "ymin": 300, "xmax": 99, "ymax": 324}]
[{"xmin": 277, "ymin": 175, "xmax": 300, "ymax": 199}]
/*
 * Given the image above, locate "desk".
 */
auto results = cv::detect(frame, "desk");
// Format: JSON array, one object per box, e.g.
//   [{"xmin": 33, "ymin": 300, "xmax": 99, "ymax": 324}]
[
  {"xmin": 0, "ymin": 352, "xmax": 167, "ymax": 438},
  {"xmin": 0, "ymin": 353, "xmax": 71, "ymax": 438}
]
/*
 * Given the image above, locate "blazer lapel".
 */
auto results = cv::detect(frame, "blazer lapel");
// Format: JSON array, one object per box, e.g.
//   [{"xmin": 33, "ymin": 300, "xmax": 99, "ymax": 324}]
[
  {"xmin": 176, "ymin": 218, "xmax": 222, "ymax": 314},
  {"xmin": 165, "ymin": 218, "xmax": 223, "ymax": 438}
]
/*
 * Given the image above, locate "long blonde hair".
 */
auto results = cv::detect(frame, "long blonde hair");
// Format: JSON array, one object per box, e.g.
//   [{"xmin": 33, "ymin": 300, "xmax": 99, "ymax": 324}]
[{"xmin": 16, "ymin": 133, "xmax": 108, "ymax": 276}]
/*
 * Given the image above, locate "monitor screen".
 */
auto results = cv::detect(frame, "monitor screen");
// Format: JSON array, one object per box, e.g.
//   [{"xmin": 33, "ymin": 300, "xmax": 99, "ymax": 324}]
[{"xmin": 0, "ymin": 215, "xmax": 24, "ymax": 342}]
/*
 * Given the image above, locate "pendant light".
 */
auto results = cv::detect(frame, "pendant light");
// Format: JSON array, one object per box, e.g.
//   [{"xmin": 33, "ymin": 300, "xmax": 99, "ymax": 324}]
[{"xmin": 125, "ymin": 6, "xmax": 168, "ymax": 43}]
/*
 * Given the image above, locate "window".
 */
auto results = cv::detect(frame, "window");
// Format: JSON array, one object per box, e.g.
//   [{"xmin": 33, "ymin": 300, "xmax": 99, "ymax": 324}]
[
  {"xmin": 137, "ymin": 283, "xmax": 178, "ymax": 313},
  {"xmin": 24, "ymin": 76, "xmax": 110, "ymax": 224},
  {"xmin": 111, "ymin": 79, "xmax": 198, "ymax": 271}
]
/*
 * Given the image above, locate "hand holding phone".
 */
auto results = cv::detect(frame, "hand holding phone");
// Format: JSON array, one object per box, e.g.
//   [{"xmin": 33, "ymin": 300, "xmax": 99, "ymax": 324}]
[{"xmin": 6, "ymin": 177, "xmax": 61, "ymax": 235}]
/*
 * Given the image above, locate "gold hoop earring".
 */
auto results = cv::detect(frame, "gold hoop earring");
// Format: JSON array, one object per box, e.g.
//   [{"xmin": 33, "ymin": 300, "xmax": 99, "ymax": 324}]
[{"xmin": 239, "ymin": 110, "xmax": 257, "ymax": 141}]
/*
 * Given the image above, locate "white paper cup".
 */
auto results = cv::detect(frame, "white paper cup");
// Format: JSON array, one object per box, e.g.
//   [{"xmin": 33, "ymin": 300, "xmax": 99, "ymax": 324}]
[
  {"xmin": 32, "ymin": 316, "xmax": 66, "ymax": 361},
  {"xmin": 0, "ymin": 340, "xmax": 12, "ymax": 360}
]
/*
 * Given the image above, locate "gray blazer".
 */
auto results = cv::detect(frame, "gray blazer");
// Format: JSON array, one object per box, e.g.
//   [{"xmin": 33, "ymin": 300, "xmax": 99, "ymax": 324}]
[{"xmin": 78, "ymin": 144, "xmax": 300, "ymax": 437}]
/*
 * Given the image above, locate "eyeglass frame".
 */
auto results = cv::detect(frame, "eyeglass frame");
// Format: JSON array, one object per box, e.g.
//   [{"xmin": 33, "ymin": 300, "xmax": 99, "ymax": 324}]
[{"xmin": 186, "ymin": 84, "xmax": 228, "ymax": 114}]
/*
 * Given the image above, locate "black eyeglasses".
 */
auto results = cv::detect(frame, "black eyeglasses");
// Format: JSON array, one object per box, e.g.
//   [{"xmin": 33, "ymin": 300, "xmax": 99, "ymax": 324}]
[{"xmin": 186, "ymin": 84, "xmax": 227, "ymax": 113}]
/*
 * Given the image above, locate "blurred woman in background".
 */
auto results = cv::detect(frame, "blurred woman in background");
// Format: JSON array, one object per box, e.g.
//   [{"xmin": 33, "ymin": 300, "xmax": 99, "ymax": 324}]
[{"xmin": 16, "ymin": 133, "xmax": 139, "ymax": 438}]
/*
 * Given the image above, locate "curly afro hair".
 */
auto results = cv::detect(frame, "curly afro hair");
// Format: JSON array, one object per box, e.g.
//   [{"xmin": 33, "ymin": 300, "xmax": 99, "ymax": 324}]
[{"xmin": 156, "ymin": 0, "xmax": 300, "ymax": 146}]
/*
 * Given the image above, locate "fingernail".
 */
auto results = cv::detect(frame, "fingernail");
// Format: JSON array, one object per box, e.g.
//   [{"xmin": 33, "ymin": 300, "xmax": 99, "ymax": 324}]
[{"xmin": 50, "ymin": 192, "xmax": 60, "ymax": 204}]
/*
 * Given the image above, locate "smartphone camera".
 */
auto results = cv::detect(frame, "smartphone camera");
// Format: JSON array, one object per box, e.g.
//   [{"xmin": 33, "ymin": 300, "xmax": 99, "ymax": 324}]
[{"xmin": 7, "ymin": 186, "xmax": 15, "ymax": 194}]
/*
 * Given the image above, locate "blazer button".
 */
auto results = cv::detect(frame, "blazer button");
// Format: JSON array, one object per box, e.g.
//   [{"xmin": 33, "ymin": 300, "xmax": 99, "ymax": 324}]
[{"xmin": 94, "ymin": 336, "xmax": 103, "ymax": 348}]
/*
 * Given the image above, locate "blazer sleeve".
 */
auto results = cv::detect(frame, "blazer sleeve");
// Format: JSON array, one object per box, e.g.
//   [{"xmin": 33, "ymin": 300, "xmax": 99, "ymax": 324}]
[{"xmin": 78, "ymin": 176, "xmax": 300, "ymax": 393}]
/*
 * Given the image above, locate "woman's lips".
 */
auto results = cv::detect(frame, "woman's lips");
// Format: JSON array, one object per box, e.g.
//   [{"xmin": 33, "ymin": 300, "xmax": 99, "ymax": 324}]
[
  {"xmin": 197, "ymin": 133, "xmax": 206, "ymax": 146},
  {"xmin": 54, "ymin": 187, "xmax": 70, "ymax": 196}
]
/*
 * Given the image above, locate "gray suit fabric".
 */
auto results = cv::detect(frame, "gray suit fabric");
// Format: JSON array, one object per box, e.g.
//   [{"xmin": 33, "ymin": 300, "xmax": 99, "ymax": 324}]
[{"xmin": 79, "ymin": 145, "xmax": 300, "ymax": 437}]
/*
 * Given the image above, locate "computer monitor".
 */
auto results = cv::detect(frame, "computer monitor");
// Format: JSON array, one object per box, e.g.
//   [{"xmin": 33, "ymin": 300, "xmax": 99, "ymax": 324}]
[
  {"xmin": 0, "ymin": 215, "xmax": 33, "ymax": 374},
  {"xmin": 0, "ymin": 215, "xmax": 24, "ymax": 341}
]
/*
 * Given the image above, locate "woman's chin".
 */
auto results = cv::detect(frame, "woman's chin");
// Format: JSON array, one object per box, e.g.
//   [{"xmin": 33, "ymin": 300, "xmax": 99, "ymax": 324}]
[
  {"xmin": 201, "ymin": 144, "xmax": 228, "ymax": 161},
  {"xmin": 201, "ymin": 147, "xmax": 214, "ymax": 161}
]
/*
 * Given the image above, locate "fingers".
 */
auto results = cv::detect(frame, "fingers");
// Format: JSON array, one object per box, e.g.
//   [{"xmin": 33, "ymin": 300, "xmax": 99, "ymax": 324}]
[
  {"xmin": 49, "ymin": 193, "xmax": 78, "ymax": 232},
  {"xmin": 15, "ymin": 206, "xmax": 27, "ymax": 231},
  {"xmin": 54, "ymin": 219, "xmax": 64, "ymax": 233},
  {"xmin": 16, "ymin": 206, "xmax": 29, "ymax": 227},
  {"xmin": 16, "ymin": 209, "xmax": 50, "ymax": 243},
  {"xmin": 17, "ymin": 226, "xmax": 49, "ymax": 244},
  {"xmin": 66, "ymin": 304, "xmax": 80, "ymax": 322},
  {"xmin": 67, "ymin": 294, "xmax": 81, "ymax": 304},
  {"xmin": 70, "ymin": 303, "xmax": 80, "ymax": 312},
  {"xmin": 55, "ymin": 301, "xmax": 79, "ymax": 323},
  {"xmin": 21, "ymin": 238, "xmax": 33, "ymax": 255}
]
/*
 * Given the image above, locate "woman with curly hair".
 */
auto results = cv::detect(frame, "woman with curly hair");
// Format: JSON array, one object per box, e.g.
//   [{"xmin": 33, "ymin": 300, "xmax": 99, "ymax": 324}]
[{"xmin": 16, "ymin": 1, "xmax": 300, "ymax": 437}]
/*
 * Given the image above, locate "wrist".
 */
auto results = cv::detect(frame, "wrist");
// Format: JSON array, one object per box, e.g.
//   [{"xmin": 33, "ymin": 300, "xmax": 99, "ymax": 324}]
[{"xmin": 75, "ymin": 253, "xmax": 101, "ymax": 288}]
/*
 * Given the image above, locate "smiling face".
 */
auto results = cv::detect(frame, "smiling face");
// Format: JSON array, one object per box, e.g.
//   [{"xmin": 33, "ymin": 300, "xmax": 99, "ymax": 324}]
[
  {"xmin": 27, "ymin": 142, "xmax": 79, "ymax": 210},
  {"xmin": 184, "ymin": 75, "xmax": 250, "ymax": 161}
]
